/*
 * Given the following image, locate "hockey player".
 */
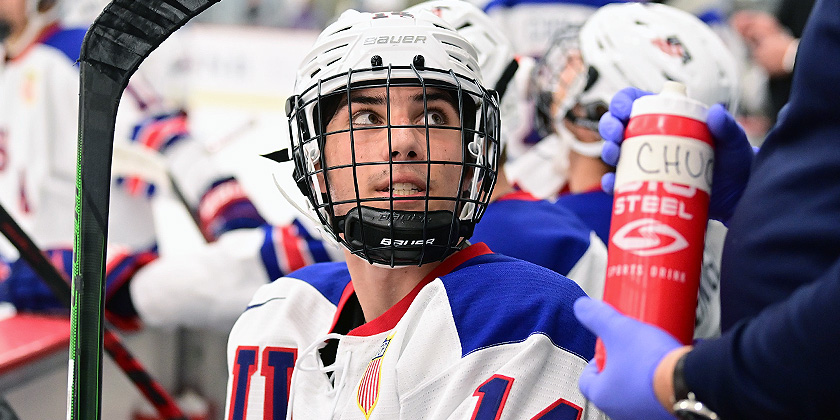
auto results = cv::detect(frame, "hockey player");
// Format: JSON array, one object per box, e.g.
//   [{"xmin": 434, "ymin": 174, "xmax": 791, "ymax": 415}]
[
  {"xmin": 531, "ymin": 2, "xmax": 740, "ymax": 244},
  {"xmin": 404, "ymin": 0, "xmax": 606, "ymax": 298},
  {"xmin": 0, "ymin": 0, "xmax": 336, "ymax": 331},
  {"xmin": 0, "ymin": 0, "xmax": 162, "ymax": 329},
  {"xmin": 224, "ymin": 9, "xmax": 605, "ymax": 419},
  {"xmin": 529, "ymin": 2, "xmax": 740, "ymax": 338}
]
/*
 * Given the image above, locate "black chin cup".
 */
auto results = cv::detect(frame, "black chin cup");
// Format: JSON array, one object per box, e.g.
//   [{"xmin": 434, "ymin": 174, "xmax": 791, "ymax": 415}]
[{"xmin": 336, "ymin": 206, "xmax": 473, "ymax": 266}]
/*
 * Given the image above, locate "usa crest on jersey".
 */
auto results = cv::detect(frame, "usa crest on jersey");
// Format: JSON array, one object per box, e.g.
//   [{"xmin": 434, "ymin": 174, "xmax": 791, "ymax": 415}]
[{"xmin": 356, "ymin": 333, "xmax": 395, "ymax": 418}]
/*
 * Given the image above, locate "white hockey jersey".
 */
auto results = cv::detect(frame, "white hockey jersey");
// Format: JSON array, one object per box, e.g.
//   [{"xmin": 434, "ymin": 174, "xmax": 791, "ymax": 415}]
[{"xmin": 225, "ymin": 243, "xmax": 605, "ymax": 420}]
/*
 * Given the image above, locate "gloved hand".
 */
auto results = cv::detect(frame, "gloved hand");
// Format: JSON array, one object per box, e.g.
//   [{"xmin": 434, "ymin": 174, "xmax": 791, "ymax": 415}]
[
  {"xmin": 573, "ymin": 297, "xmax": 679, "ymax": 420},
  {"xmin": 0, "ymin": 247, "xmax": 157, "ymax": 330},
  {"xmin": 599, "ymin": 87, "xmax": 754, "ymax": 224},
  {"xmin": 117, "ymin": 110, "xmax": 190, "ymax": 197},
  {"xmin": 0, "ymin": 250, "xmax": 71, "ymax": 313}
]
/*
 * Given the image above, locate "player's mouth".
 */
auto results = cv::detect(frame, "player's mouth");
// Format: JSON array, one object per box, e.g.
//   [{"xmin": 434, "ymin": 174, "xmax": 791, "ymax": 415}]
[
  {"xmin": 377, "ymin": 183, "xmax": 426, "ymax": 197},
  {"xmin": 375, "ymin": 178, "xmax": 427, "ymax": 198}
]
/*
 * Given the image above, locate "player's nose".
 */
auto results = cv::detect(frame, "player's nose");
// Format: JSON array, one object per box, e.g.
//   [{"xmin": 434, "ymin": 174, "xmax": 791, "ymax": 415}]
[{"xmin": 385, "ymin": 124, "xmax": 426, "ymax": 161}]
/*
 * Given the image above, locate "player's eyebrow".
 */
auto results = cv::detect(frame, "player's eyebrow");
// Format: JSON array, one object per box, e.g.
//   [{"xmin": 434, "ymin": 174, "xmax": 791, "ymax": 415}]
[
  {"xmin": 332, "ymin": 88, "xmax": 459, "ymax": 116},
  {"xmin": 412, "ymin": 91, "xmax": 459, "ymax": 111},
  {"xmin": 332, "ymin": 91, "xmax": 386, "ymax": 114}
]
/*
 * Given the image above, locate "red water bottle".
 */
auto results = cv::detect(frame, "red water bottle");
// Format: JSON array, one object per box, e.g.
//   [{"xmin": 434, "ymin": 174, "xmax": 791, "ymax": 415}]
[{"xmin": 596, "ymin": 81, "xmax": 713, "ymax": 370}]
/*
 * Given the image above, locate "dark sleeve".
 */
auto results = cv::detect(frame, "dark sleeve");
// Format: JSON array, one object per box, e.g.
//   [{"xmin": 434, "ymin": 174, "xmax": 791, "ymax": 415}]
[
  {"xmin": 684, "ymin": 256, "xmax": 840, "ymax": 419},
  {"xmin": 720, "ymin": 0, "xmax": 840, "ymax": 329},
  {"xmin": 775, "ymin": 0, "xmax": 816, "ymax": 37},
  {"xmin": 766, "ymin": 0, "xmax": 817, "ymax": 118},
  {"xmin": 686, "ymin": 1, "xmax": 840, "ymax": 418}
]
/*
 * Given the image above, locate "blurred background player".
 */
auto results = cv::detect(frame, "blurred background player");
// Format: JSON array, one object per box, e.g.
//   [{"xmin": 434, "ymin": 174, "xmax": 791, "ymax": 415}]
[
  {"xmin": 403, "ymin": 0, "xmax": 607, "ymax": 298},
  {"xmin": 472, "ymin": 0, "xmax": 632, "ymax": 59},
  {"xmin": 0, "ymin": 0, "xmax": 334, "ymax": 417},
  {"xmin": 224, "ymin": 8, "xmax": 605, "ymax": 419},
  {"xmin": 0, "ymin": 0, "xmax": 161, "ymax": 327},
  {"xmin": 0, "ymin": 0, "xmax": 185, "ymax": 418},
  {"xmin": 468, "ymin": 0, "xmax": 634, "ymax": 194},
  {"xmin": 528, "ymin": 1, "xmax": 740, "ymax": 338}
]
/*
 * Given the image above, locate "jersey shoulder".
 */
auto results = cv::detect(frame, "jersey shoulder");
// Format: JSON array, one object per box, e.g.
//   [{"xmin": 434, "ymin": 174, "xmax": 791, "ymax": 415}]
[
  {"xmin": 474, "ymin": 198, "xmax": 593, "ymax": 275},
  {"xmin": 40, "ymin": 27, "xmax": 87, "ymax": 64},
  {"xmin": 441, "ymin": 253, "xmax": 595, "ymax": 361},
  {"xmin": 284, "ymin": 261, "xmax": 351, "ymax": 306}
]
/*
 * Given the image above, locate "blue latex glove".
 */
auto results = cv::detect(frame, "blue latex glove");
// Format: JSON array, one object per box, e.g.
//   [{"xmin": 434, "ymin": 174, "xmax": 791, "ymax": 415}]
[
  {"xmin": 599, "ymin": 87, "xmax": 753, "ymax": 224},
  {"xmin": 573, "ymin": 297, "xmax": 680, "ymax": 420}
]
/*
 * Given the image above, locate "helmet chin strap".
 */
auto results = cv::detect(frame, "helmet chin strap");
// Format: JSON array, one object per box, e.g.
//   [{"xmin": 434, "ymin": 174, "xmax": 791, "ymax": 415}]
[
  {"xmin": 557, "ymin": 125, "xmax": 605, "ymax": 158},
  {"xmin": 335, "ymin": 206, "xmax": 471, "ymax": 267}
]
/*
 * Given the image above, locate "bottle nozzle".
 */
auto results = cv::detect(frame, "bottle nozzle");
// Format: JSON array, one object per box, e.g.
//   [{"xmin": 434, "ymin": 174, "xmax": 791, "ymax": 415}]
[{"xmin": 661, "ymin": 81, "xmax": 688, "ymax": 97}]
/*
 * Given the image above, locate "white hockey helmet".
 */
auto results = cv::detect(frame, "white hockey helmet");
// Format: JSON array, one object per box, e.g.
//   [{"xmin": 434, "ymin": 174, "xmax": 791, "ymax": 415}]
[
  {"xmin": 533, "ymin": 2, "xmax": 740, "ymax": 142},
  {"xmin": 404, "ymin": 0, "xmax": 527, "ymax": 155},
  {"xmin": 578, "ymin": 2, "xmax": 739, "ymax": 111},
  {"xmin": 286, "ymin": 9, "xmax": 500, "ymax": 266}
]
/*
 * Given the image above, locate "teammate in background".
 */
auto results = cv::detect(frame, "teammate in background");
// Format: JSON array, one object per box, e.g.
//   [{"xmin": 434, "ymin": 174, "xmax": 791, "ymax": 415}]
[
  {"xmin": 0, "ymin": 0, "xmax": 163, "ymax": 329},
  {"xmin": 0, "ymin": 0, "xmax": 338, "ymax": 332},
  {"xmin": 574, "ymin": 0, "xmax": 840, "ymax": 417},
  {"xmin": 472, "ymin": 0, "xmax": 632, "ymax": 196},
  {"xmin": 529, "ymin": 2, "xmax": 739, "ymax": 338},
  {"xmin": 403, "ymin": 0, "xmax": 606, "ymax": 298},
  {"xmin": 224, "ymin": 9, "xmax": 605, "ymax": 419},
  {"xmin": 532, "ymin": 2, "xmax": 739, "ymax": 244}
]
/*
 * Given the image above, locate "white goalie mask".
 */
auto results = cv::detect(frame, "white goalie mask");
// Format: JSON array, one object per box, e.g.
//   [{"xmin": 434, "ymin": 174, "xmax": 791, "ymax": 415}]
[
  {"xmin": 286, "ymin": 9, "xmax": 501, "ymax": 267},
  {"xmin": 533, "ymin": 2, "xmax": 740, "ymax": 156}
]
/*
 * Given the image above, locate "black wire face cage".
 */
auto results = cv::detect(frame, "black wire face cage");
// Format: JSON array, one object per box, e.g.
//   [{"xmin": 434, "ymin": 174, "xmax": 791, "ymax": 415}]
[
  {"xmin": 287, "ymin": 64, "xmax": 500, "ymax": 267},
  {"xmin": 531, "ymin": 26, "xmax": 589, "ymax": 138}
]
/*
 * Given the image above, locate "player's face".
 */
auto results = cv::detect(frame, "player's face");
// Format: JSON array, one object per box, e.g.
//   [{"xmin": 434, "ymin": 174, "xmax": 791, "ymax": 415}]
[
  {"xmin": 0, "ymin": 0, "xmax": 27, "ymax": 41},
  {"xmin": 564, "ymin": 102, "xmax": 607, "ymax": 142},
  {"xmin": 322, "ymin": 86, "xmax": 465, "ymax": 216},
  {"xmin": 548, "ymin": 49, "xmax": 586, "ymax": 120}
]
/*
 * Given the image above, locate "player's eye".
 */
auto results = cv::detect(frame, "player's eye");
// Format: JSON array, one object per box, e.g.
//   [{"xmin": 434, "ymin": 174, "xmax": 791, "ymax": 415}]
[
  {"xmin": 352, "ymin": 111, "xmax": 383, "ymax": 126},
  {"xmin": 425, "ymin": 110, "xmax": 447, "ymax": 126}
]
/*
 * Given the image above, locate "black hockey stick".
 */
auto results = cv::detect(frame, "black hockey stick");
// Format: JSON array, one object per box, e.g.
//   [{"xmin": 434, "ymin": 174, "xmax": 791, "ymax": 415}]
[
  {"xmin": 0, "ymin": 203, "xmax": 187, "ymax": 420},
  {"xmin": 74, "ymin": 1, "xmax": 221, "ymax": 419}
]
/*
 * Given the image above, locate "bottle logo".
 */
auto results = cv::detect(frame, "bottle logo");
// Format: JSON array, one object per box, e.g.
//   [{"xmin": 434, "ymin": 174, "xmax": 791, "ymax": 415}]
[{"xmin": 611, "ymin": 218, "xmax": 688, "ymax": 257}]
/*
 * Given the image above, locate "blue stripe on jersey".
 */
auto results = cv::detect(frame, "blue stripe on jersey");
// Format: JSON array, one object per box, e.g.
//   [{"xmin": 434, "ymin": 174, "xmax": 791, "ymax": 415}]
[
  {"xmin": 285, "ymin": 262, "xmax": 351, "ymax": 306},
  {"xmin": 483, "ymin": 0, "xmax": 628, "ymax": 13},
  {"xmin": 555, "ymin": 190, "xmax": 614, "ymax": 245},
  {"xmin": 472, "ymin": 198, "xmax": 592, "ymax": 276},
  {"xmin": 41, "ymin": 27, "xmax": 87, "ymax": 64},
  {"xmin": 696, "ymin": 8, "xmax": 727, "ymax": 26},
  {"xmin": 260, "ymin": 224, "xmax": 283, "ymax": 281},
  {"xmin": 441, "ymin": 252, "xmax": 595, "ymax": 361}
]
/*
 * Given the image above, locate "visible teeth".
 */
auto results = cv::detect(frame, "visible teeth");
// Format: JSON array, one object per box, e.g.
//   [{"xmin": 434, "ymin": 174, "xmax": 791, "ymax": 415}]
[{"xmin": 391, "ymin": 183, "xmax": 420, "ymax": 196}]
